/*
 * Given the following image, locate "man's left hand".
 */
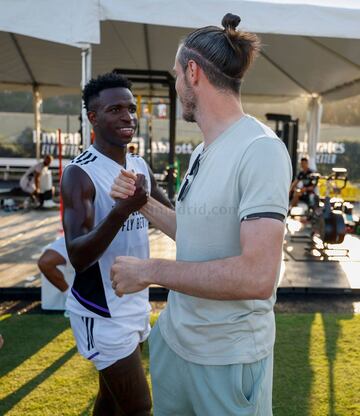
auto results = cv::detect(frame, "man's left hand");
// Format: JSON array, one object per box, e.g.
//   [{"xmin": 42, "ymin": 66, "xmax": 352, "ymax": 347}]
[{"xmin": 111, "ymin": 256, "xmax": 151, "ymax": 296}]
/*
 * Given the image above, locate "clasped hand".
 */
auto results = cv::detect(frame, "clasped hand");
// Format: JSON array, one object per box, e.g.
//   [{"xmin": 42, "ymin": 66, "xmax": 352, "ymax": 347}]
[
  {"xmin": 111, "ymin": 170, "xmax": 149, "ymax": 215},
  {"xmin": 110, "ymin": 170, "xmax": 151, "ymax": 296}
]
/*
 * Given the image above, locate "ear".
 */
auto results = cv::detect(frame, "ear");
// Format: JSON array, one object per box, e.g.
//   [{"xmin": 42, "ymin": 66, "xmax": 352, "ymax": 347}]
[
  {"xmin": 187, "ymin": 59, "xmax": 200, "ymax": 85},
  {"xmin": 87, "ymin": 111, "xmax": 97, "ymax": 126}
]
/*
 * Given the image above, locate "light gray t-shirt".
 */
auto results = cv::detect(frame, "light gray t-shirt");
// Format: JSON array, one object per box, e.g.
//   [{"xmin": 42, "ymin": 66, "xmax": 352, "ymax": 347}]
[{"xmin": 158, "ymin": 115, "xmax": 292, "ymax": 365}]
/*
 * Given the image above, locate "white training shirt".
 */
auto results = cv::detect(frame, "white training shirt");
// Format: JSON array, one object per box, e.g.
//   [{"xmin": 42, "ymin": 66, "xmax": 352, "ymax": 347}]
[
  {"xmin": 65, "ymin": 145, "xmax": 151, "ymax": 320},
  {"xmin": 20, "ymin": 162, "xmax": 44, "ymax": 193},
  {"xmin": 41, "ymin": 236, "xmax": 74, "ymax": 310},
  {"xmin": 47, "ymin": 235, "xmax": 68, "ymax": 260}
]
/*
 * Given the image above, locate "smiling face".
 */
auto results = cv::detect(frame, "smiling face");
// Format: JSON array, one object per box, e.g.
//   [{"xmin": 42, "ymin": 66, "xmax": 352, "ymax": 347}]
[
  {"xmin": 174, "ymin": 48, "xmax": 197, "ymax": 123},
  {"xmin": 87, "ymin": 87, "xmax": 138, "ymax": 148}
]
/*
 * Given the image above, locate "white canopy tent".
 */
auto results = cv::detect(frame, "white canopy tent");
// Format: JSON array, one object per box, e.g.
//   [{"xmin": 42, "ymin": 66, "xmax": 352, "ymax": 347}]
[
  {"xmin": 0, "ymin": 0, "xmax": 99, "ymax": 157},
  {"xmin": 306, "ymin": 96, "xmax": 323, "ymax": 170},
  {"xmin": 1, "ymin": 0, "xmax": 360, "ymax": 164},
  {"xmin": 98, "ymin": 0, "xmax": 360, "ymax": 169},
  {"xmin": 0, "ymin": 0, "xmax": 99, "ymax": 46},
  {"xmin": 100, "ymin": 0, "xmax": 360, "ymax": 39}
]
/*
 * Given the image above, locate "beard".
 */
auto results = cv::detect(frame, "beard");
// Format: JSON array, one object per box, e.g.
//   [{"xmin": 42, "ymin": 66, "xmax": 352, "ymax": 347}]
[{"xmin": 181, "ymin": 79, "xmax": 197, "ymax": 123}]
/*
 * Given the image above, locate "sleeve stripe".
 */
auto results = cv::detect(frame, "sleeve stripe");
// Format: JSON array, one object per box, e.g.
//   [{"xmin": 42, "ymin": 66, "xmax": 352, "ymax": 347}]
[{"xmin": 241, "ymin": 212, "xmax": 285, "ymax": 223}]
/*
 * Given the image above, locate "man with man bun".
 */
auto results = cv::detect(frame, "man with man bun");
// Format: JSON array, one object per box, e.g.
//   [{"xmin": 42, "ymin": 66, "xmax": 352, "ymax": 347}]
[{"xmin": 111, "ymin": 14, "xmax": 292, "ymax": 415}]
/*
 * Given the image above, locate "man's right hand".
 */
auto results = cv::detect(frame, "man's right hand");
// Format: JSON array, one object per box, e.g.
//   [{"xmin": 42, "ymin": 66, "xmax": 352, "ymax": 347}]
[
  {"xmin": 112, "ymin": 172, "xmax": 148, "ymax": 216},
  {"xmin": 111, "ymin": 170, "xmax": 138, "ymax": 200}
]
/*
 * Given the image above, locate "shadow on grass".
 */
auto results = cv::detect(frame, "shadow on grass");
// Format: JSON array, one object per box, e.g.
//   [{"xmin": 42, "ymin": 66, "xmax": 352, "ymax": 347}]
[
  {"xmin": 322, "ymin": 311, "xmax": 354, "ymax": 416},
  {"xmin": 0, "ymin": 346, "xmax": 77, "ymax": 414},
  {"xmin": 0, "ymin": 314, "xmax": 70, "ymax": 379},
  {"xmin": 274, "ymin": 296, "xmax": 355, "ymax": 416},
  {"xmin": 274, "ymin": 313, "xmax": 315, "ymax": 416}
]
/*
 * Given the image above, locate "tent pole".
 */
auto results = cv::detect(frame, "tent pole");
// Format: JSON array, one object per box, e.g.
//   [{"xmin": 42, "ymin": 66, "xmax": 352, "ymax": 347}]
[
  {"xmin": 306, "ymin": 96, "xmax": 323, "ymax": 171},
  {"xmin": 33, "ymin": 85, "xmax": 42, "ymax": 160},
  {"xmin": 81, "ymin": 45, "xmax": 92, "ymax": 150}
]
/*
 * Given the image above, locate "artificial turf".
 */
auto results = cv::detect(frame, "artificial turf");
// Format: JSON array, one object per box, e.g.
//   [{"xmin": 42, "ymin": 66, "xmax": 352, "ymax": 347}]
[{"xmin": 0, "ymin": 312, "xmax": 359, "ymax": 415}]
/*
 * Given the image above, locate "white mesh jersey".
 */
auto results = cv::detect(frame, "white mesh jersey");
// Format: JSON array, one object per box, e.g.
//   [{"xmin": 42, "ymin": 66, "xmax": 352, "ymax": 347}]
[{"xmin": 65, "ymin": 145, "xmax": 151, "ymax": 319}]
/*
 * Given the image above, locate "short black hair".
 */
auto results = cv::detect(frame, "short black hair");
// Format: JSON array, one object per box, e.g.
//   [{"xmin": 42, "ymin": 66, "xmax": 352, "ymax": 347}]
[
  {"xmin": 301, "ymin": 157, "xmax": 309, "ymax": 162},
  {"xmin": 82, "ymin": 72, "xmax": 132, "ymax": 111}
]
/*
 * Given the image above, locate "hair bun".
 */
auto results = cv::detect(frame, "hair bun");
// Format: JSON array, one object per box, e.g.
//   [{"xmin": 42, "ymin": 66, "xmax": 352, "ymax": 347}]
[{"xmin": 222, "ymin": 13, "xmax": 241, "ymax": 31}]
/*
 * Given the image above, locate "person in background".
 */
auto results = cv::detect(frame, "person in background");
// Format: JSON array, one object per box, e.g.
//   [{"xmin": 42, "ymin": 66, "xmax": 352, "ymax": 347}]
[
  {"xmin": 19, "ymin": 155, "xmax": 53, "ymax": 205},
  {"xmin": 289, "ymin": 157, "xmax": 315, "ymax": 208},
  {"xmin": 38, "ymin": 236, "xmax": 74, "ymax": 313}
]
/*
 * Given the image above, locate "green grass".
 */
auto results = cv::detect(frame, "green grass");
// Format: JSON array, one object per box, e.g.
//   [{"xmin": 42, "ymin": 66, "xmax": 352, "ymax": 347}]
[{"xmin": 1, "ymin": 312, "xmax": 359, "ymax": 415}]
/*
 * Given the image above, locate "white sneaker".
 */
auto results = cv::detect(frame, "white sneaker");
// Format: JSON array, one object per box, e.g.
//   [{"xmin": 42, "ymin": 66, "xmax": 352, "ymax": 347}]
[{"xmin": 43, "ymin": 200, "xmax": 58, "ymax": 208}]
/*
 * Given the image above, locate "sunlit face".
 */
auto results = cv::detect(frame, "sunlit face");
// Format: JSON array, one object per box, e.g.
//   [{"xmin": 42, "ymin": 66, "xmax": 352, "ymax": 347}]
[
  {"xmin": 174, "ymin": 48, "xmax": 197, "ymax": 123},
  {"xmin": 88, "ymin": 87, "xmax": 138, "ymax": 147}
]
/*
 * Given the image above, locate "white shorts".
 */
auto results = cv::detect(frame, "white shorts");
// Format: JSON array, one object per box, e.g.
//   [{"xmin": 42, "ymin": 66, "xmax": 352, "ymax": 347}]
[{"xmin": 69, "ymin": 312, "xmax": 150, "ymax": 370}]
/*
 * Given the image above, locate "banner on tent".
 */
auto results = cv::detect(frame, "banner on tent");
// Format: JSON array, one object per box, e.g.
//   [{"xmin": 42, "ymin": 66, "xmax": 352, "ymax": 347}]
[
  {"xmin": 31, "ymin": 132, "xmax": 194, "ymax": 159},
  {"xmin": 34, "ymin": 131, "xmax": 82, "ymax": 158},
  {"xmin": 298, "ymin": 140, "xmax": 346, "ymax": 165},
  {"xmin": 130, "ymin": 137, "xmax": 194, "ymax": 157}
]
